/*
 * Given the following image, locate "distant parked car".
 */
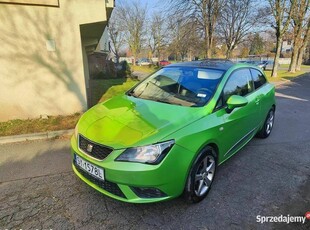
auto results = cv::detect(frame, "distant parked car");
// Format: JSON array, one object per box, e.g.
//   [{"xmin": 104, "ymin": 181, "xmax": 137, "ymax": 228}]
[
  {"xmin": 159, "ymin": 60, "xmax": 171, "ymax": 66},
  {"xmin": 238, "ymin": 60, "xmax": 268, "ymax": 70},
  {"xmin": 136, "ymin": 58, "xmax": 152, "ymax": 66},
  {"xmin": 264, "ymin": 61, "xmax": 280, "ymax": 70},
  {"xmin": 255, "ymin": 61, "xmax": 268, "ymax": 70}
]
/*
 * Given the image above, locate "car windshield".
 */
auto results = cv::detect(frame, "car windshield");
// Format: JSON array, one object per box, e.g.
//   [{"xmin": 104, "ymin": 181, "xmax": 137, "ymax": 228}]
[{"xmin": 127, "ymin": 67, "xmax": 224, "ymax": 107}]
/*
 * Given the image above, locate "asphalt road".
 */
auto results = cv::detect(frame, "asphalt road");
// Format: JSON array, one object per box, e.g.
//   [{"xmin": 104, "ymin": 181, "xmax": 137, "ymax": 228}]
[{"xmin": 1, "ymin": 76, "xmax": 310, "ymax": 230}]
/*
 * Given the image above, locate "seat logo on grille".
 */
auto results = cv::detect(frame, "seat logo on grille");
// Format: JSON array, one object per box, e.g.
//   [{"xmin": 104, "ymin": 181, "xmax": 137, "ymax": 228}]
[{"xmin": 87, "ymin": 144, "xmax": 93, "ymax": 152}]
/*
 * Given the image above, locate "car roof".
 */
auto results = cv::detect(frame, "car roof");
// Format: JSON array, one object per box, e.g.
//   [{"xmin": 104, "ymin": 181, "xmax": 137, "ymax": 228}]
[{"xmin": 166, "ymin": 59, "xmax": 234, "ymax": 71}]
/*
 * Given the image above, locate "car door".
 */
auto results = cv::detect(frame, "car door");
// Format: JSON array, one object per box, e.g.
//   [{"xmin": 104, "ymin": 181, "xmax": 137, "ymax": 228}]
[
  {"xmin": 250, "ymin": 68, "xmax": 269, "ymax": 121},
  {"xmin": 215, "ymin": 68, "xmax": 261, "ymax": 161}
]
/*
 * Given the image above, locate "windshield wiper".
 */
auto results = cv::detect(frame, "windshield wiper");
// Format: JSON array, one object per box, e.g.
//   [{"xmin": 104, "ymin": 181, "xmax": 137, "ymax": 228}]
[
  {"xmin": 127, "ymin": 91, "xmax": 138, "ymax": 98},
  {"xmin": 155, "ymin": 99, "xmax": 172, "ymax": 104}
]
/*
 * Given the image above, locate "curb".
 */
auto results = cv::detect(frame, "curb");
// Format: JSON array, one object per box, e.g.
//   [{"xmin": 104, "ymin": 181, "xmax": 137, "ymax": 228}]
[{"xmin": 0, "ymin": 129, "xmax": 74, "ymax": 145}]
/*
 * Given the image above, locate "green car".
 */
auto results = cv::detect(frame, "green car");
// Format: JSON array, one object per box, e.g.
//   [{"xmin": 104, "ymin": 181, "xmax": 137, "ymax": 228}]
[{"xmin": 71, "ymin": 60, "xmax": 275, "ymax": 203}]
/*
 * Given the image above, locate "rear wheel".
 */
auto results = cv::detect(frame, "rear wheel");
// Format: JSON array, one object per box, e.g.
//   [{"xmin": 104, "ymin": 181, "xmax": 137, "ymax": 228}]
[
  {"xmin": 257, "ymin": 108, "xmax": 275, "ymax": 138},
  {"xmin": 184, "ymin": 146, "xmax": 217, "ymax": 203}
]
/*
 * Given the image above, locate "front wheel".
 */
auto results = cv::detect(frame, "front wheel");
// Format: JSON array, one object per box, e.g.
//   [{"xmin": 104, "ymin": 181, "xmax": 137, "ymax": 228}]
[
  {"xmin": 184, "ymin": 146, "xmax": 217, "ymax": 203},
  {"xmin": 257, "ymin": 108, "xmax": 275, "ymax": 138}
]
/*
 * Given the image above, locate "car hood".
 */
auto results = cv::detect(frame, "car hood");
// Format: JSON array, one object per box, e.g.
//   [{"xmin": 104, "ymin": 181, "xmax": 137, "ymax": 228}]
[{"xmin": 77, "ymin": 95, "xmax": 206, "ymax": 149}]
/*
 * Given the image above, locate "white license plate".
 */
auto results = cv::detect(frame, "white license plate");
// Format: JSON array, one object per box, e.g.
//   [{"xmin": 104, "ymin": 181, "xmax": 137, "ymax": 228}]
[{"xmin": 75, "ymin": 154, "xmax": 104, "ymax": 181}]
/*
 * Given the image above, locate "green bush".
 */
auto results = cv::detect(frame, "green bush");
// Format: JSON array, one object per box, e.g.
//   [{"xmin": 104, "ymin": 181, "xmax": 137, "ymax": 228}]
[
  {"xmin": 117, "ymin": 61, "xmax": 132, "ymax": 78},
  {"xmin": 93, "ymin": 71, "xmax": 110, "ymax": 79}
]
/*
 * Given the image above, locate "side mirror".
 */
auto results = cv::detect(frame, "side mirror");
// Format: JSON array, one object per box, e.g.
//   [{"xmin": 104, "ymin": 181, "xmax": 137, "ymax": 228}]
[{"xmin": 226, "ymin": 95, "xmax": 248, "ymax": 113}]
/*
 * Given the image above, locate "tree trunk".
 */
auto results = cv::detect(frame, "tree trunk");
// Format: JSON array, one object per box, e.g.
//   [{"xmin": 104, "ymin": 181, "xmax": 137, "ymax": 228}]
[
  {"xmin": 289, "ymin": 45, "xmax": 298, "ymax": 73},
  {"xmin": 296, "ymin": 46, "xmax": 305, "ymax": 71},
  {"xmin": 226, "ymin": 42, "xmax": 236, "ymax": 59},
  {"xmin": 204, "ymin": 22, "xmax": 212, "ymax": 58},
  {"xmin": 272, "ymin": 36, "xmax": 282, "ymax": 77},
  {"xmin": 296, "ymin": 25, "xmax": 309, "ymax": 71},
  {"xmin": 115, "ymin": 51, "xmax": 120, "ymax": 64},
  {"xmin": 207, "ymin": 48, "xmax": 211, "ymax": 58},
  {"xmin": 209, "ymin": 37, "xmax": 213, "ymax": 58},
  {"xmin": 226, "ymin": 48, "xmax": 232, "ymax": 59},
  {"xmin": 207, "ymin": 26, "xmax": 213, "ymax": 58},
  {"xmin": 205, "ymin": 35, "xmax": 211, "ymax": 58}
]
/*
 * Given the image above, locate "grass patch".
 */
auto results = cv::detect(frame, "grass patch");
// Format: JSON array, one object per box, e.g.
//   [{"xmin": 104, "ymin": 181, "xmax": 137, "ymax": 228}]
[
  {"xmin": 0, "ymin": 113, "xmax": 81, "ymax": 137},
  {"xmin": 264, "ymin": 70, "xmax": 306, "ymax": 83},
  {"xmin": 99, "ymin": 78, "xmax": 139, "ymax": 102},
  {"xmin": 131, "ymin": 65, "xmax": 160, "ymax": 74},
  {"xmin": 279, "ymin": 64, "xmax": 309, "ymax": 69}
]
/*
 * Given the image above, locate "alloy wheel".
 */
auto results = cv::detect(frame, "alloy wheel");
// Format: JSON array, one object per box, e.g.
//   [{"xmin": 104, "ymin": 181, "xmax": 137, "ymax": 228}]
[
  {"xmin": 194, "ymin": 155, "xmax": 216, "ymax": 196},
  {"xmin": 266, "ymin": 110, "xmax": 274, "ymax": 135}
]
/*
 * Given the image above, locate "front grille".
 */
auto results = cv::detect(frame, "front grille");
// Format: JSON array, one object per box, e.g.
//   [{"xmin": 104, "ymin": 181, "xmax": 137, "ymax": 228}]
[
  {"xmin": 130, "ymin": 186, "xmax": 167, "ymax": 198},
  {"xmin": 79, "ymin": 134, "xmax": 113, "ymax": 160},
  {"xmin": 74, "ymin": 160, "xmax": 126, "ymax": 198}
]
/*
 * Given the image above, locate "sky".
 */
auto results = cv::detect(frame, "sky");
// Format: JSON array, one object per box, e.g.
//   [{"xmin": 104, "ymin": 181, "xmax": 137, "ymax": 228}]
[{"xmin": 115, "ymin": 0, "xmax": 162, "ymax": 18}]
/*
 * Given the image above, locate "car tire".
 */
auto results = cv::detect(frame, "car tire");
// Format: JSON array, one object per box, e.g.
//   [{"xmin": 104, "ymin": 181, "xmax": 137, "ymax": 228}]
[
  {"xmin": 256, "ymin": 108, "xmax": 275, "ymax": 138},
  {"xmin": 184, "ymin": 146, "xmax": 217, "ymax": 203}
]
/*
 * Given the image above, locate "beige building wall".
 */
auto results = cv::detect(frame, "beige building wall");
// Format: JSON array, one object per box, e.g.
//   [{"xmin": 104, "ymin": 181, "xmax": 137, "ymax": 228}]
[{"xmin": 0, "ymin": 0, "xmax": 113, "ymax": 121}]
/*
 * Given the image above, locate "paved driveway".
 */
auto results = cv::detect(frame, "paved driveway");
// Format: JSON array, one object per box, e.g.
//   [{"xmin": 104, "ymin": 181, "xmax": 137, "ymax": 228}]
[{"xmin": 0, "ymin": 76, "xmax": 309, "ymax": 230}]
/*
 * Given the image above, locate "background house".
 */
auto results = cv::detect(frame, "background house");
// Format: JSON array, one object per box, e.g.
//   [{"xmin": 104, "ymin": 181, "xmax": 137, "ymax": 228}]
[
  {"xmin": 281, "ymin": 40, "xmax": 293, "ymax": 53},
  {"xmin": 0, "ymin": 0, "xmax": 114, "ymax": 121}
]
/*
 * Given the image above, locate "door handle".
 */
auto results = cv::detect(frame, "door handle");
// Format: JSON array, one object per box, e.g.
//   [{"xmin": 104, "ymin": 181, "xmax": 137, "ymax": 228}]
[{"xmin": 255, "ymin": 98, "xmax": 260, "ymax": 105}]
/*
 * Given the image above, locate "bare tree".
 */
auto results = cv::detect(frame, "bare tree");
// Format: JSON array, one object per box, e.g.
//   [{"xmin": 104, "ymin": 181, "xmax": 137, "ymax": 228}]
[
  {"xmin": 178, "ymin": 21, "xmax": 201, "ymax": 61},
  {"xmin": 118, "ymin": 0, "xmax": 147, "ymax": 65},
  {"xmin": 268, "ymin": 0, "xmax": 296, "ymax": 77},
  {"xmin": 249, "ymin": 33, "xmax": 265, "ymax": 55},
  {"xmin": 290, "ymin": 1, "xmax": 310, "ymax": 72},
  {"xmin": 217, "ymin": 0, "xmax": 265, "ymax": 58},
  {"xmin": 147, "ymin": 13, "xmax": 168, "ymax": 59},
  {"xmin": 166, "ymin": 14, "xmax": 202, "ymax": 61},
  {"xmin": 289, "ymin": 0, "xmax": 309, "ymax": 72},
  {"xmin": 108, "ymin": 8, "xmax": 126, "ymax": 64},
  {"xmin": 165, "ymin": 15, "xmax": 184, "ymax": 61},
  {"xmin": 296, "ymin": 19, "xmax": 310, "ymax": 70},
  {"xmin": 167, "ymin": 0, "xmax": 223, "ymax": 58}
]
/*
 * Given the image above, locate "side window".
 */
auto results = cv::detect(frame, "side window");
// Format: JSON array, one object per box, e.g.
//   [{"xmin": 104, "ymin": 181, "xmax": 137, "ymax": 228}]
[
  {"xmin": 223, "ymin": 69, "xmax": 254, "ymax": 103},
  {"xmin": 250, "ymin": 69, "xmax": 266, "ymax": 89}
]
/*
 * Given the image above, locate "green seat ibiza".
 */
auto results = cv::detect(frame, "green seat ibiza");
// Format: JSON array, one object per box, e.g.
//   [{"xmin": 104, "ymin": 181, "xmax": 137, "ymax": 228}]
[{"xmin": 71, "ymin": 60, "xmax": 275, "ymax": 203}]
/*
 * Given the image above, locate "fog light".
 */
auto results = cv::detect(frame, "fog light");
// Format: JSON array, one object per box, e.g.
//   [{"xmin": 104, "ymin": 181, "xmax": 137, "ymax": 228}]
[{"xmin": 131, "ymin": 187, "xmax": 167, "ymax": 198}]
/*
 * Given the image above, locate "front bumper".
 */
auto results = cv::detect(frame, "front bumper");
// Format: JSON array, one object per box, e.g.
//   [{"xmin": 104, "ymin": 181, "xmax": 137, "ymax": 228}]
[{"xmin": 71, "ymin": 135, "xmax": 194, "ymax": 203}]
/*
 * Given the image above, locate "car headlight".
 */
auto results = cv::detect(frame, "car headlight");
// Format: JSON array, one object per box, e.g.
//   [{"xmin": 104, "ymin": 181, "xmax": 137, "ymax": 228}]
[{"xmin": 116, "ymin": 140, "xmax": 175, "ymax": 164}]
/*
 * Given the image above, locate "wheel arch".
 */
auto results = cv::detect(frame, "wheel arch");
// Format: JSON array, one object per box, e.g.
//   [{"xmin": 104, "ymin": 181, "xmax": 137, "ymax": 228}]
[
  {"xmin": 192, "ymin": 142, "xmax": 219, "ymax": 168},
  {"xmin": 182, "ymin": 142, "xmax": 219, "ymax": 202},
  {"xmin": 184, "ymin": 142, "xmax": 219, "ymax": 184}
]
